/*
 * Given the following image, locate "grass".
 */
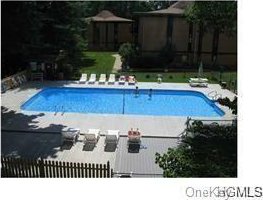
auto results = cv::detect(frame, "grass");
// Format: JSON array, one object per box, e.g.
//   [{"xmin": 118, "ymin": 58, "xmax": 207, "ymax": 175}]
[
  {"xmin": 76, "ymin": 51, "xmax": 237, "ymax": 90},
  {"xmin": 122, "ymin": 71, "xmax": 237, "ymax": 84},
  {"xmin": 77, "ymin": 51, "xmax": 116, "ymax": 78}
]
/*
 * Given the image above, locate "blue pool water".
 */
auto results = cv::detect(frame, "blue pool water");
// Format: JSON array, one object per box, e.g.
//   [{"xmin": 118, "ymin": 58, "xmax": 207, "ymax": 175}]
[{"xmin": 21, "ymin": 87, "xmax": 224, "ymax": 117}]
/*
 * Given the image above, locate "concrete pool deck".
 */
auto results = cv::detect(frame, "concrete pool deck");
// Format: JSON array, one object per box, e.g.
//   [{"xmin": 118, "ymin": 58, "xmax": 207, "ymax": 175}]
[{"xmin": 1, "ymin": 80, "xmax": 236, "ymax": 138}]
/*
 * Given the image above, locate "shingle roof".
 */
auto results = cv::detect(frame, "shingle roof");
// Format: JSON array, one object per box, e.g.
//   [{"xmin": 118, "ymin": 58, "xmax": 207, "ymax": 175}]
[
  {"xmin": 135, "ymin": 1, "xmax": 193, "ymax": 16},
  {"xmin": 87, "ymin": 10, "xmax": 133, "ymax": 22}
]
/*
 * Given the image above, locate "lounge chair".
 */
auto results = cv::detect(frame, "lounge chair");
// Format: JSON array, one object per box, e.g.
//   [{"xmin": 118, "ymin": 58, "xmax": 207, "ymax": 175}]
[
  {"xmin": 61, "ymin": 128, "xmax": 80, "ymax": 145},
  {"xmin": 84, "ymin": 129, "xmax": 100, "ymax": 146},
  {"xmin": 79, "ymin": 73, "xmax": 87, "ymax": 84},
  {"xmin": 189, "ymin": 78, "xmax": 208, "ymax": 82},
  {"xmin": 99, "ymin": 74, "xmax": 106, "ymax": 84},
  {"xmin": 189, "ymin": 77, "xmax": 208, "ymax": 87},
  {"xmin": 128, "ymin": 76, "xmax": 136, "ymax": 85},
  {"xmin": 104, "ymin": 130, "xmax": 120, "ymax": 147},
  {"xmin": 189, "ymin": 80, "xmax": 208, "ymax": 87},
  {"xmin": 118, "ymin": 75, "xmax": 126, "ymax": 85},
  {"xmin": 108, "ymin": 74, "xmax": 115, "ymax": 84},
  {"xmin": 88, "ymin": 74, "xmax": 96, "ymax": 84},
  {"xmin": 127, "ymin": 128, "xmax": 141, "ymax": 147}
]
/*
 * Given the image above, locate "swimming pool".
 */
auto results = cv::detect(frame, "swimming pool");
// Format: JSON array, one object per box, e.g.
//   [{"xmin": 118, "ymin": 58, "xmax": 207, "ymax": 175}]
[{"xmin": 21, "ymin": 87, "xmax": 224, "ymax": 117}]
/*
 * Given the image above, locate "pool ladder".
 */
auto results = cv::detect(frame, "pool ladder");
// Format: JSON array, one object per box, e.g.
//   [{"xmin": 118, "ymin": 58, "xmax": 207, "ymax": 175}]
[
  {"xmin": 208, "ymin": 91, "xmax": 222, "ymax": 101},
  {"xmin": 54, "ymin": 105, "xmax": 65, "ymax": 116}
]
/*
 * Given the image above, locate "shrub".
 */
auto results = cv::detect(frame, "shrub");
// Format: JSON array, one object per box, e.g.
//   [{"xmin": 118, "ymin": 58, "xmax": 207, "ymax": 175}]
[
  {"xmin": 118, "ymin": 43, "xmax": 136, "ymax": 69},
  {"xmin": 145, "ymin": 74, "xmax": 150, "ymax": 79}
]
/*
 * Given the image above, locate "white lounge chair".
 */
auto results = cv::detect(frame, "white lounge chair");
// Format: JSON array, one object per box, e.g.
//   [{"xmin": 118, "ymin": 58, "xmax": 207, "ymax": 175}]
[
  {"xmin": 61, "ymin": 128, "xmax": 80, "ymax": 145},
  {"xmin": 118, "ymin": 75, "xmax": 126, "ymax": 85},
  {"xmin": 189, "ymin": 78, "xmax": 208, "ymax": 82},
  {"xmin": 84, "ymin": 129, "xmax": 100, "ymax": 146},
  {"xmin": 128, "ymin": 76, "xmax": 136, "ymax": 85},
  {"xmin": 104, "ymin": 130, "xmax": 120, "ymax": 147},
  {"xmin": 189, "ymin": 80, "xmax": 208, "ymax": 87},
  {"xmin": 108, "ymin": 74, "xmax": 115, "ymax": 84},
  {"xmin": 79, "ymin": 73, "xmax": 87, "ymax": 83},
  {"xmin": 99, "ymin": 74, "xmax": 106, "ymax": 84},
  {"xmin": 88, "ymin": 74, "xmax": 96, "ymax": 84}
]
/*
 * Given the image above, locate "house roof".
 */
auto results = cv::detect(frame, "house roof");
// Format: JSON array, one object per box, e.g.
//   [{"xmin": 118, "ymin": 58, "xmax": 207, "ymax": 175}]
[
  {"xmin": 134, "ymin": 1, "xmax": 193, "ymax": 16},
  {"xmin": 86, "ymin": 10, "xmax": 133, "ymax": 23}
]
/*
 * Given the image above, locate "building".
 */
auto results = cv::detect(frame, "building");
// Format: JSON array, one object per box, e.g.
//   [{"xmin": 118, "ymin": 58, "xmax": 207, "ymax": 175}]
[
  {"xmin": 134, "ymin": 2, "xmax": 237, "ymax": 68},
  {"xmin": 86, "ymin": 10, "xmax": 133, "ymax": 51}
]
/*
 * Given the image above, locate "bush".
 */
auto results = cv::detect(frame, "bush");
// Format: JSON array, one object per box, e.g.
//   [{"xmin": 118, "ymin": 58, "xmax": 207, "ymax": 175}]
[{"xmin": 118, "ymin": 43, "xmax": 136, "ymax": 69}]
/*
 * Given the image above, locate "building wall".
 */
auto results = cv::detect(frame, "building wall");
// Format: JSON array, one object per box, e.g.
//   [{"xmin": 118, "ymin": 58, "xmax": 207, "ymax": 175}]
[
  {"xmin": 139, "ymin": 16, "xmax": 167, "ymax": 51},
  {"xmin": 138, "ymin": 15, "xmax": 237, "ymax": 68},
  {"xmin": 118, "ymin": 23, "xmax": 133, "ymax": 43},
  {"xmin": 171, "ymin": 17, "xmax": 189, "ymax": 52},
  {"xmin": 87, "ymin": 22, "xmax": 133, "ymax": 50}
]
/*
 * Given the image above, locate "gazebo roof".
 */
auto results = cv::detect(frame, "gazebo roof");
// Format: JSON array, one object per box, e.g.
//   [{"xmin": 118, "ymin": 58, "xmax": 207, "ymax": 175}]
[
  {"xmin": 87, "ymin": 10, "xmax": 133, "ymax": 22},
  {"xmin": 134, "ymin": 1, "xmax": 193, "ymax": 16}
]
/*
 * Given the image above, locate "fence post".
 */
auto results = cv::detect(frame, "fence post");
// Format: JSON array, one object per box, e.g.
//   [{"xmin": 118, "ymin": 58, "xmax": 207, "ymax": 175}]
[
  {"xmin": 106, "ymin": 161, "xmax": 110, "ymax": 178},
  {"xmin": 39, "ymin": 158, "xmax": 45, "ymax": 178}
]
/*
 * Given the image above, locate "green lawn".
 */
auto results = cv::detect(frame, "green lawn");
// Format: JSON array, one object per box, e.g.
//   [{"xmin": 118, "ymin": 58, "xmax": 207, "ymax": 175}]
[
  {"xmin": 125, "ymin": 71, "xmax": 237, "ymax": 84},
  {"xmin": 78, "ymin": 51, "xmax": 116, "ymax": 77},
  {"xmin": 76, "ymin": 52, "xmax": 237, "ymax": 89}
]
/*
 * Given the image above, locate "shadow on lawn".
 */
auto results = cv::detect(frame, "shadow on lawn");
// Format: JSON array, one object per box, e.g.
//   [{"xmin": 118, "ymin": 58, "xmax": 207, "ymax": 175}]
[
  {"xmin": 1, "ymin": 106, "xmax": 69, "ymax": 160},
  {"xmin": 79, "ymin": 57, "xmax": 96, "ymax": 69}
]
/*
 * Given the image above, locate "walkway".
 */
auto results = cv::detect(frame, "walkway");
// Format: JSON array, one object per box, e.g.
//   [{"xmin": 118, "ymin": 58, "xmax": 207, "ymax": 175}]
[{"xmin": 111, "ymin": 54, "xmax": 122, "ymax": 73}]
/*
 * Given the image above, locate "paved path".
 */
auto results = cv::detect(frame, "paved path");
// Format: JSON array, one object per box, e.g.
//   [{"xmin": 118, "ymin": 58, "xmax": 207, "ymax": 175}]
[{"xmin": 111, "ymin": 54, "xmax": 122, "ymax": 73}]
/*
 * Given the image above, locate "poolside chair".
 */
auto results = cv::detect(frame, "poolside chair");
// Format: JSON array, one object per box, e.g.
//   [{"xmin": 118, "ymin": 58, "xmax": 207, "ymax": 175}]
[
  {"xmin": 118, "ymin": 75, "xmax": 126, "ymax": 85},
  {"xmin": 189, "ymin": 78, "xmax": 208, "ymax": 87},
  {"xmin": 88, "ymin": 74, "xmax": 96, "ymax": 84},
  {"xmin": 189, "ymin": 78, "xmax": 208, "ymax": 83},
  {"xmin": 104, "ymin": 130, "xmax": 120, "ymax": 147},
  {"xmin": 127, "ymin": 128, "xmax": 141, "ymax": 147},
  {"xmin": 79, "ymin": 73, "xmax": 87, "ymax": 84},
  {"xmin": 84, "ymin": 129, "xmax": 100, "ymax": 146},
  {"xmin": 99, "ymin": 74, "xmax": 106, "ymax": 84},
  {"xmin": 61, "ymin": 128, "xmax": 80, "ymax": 145},
  {"xmin": 128, "ymin": 75, "xmax": 136, "ymax": 85},
  {"xmin": 108, "ymin": 74, "xmax": 115, "ymax": 84}
]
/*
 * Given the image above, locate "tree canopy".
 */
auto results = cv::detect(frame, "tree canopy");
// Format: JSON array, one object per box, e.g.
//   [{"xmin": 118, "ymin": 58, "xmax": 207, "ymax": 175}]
[
  {"xmin": 155, "ymin": 97, "xmax": 238, "ymax": 177},
  {"xmin": 2, "ymin": 1, "xmax": 171, "ymax": 78},
  {"xmin": 156, "ymin": 121, "xmax": 237, "ymax": 177},
  {"xmin": 184, "ymin": 1, "xmax": 237, "ymax": 34}
]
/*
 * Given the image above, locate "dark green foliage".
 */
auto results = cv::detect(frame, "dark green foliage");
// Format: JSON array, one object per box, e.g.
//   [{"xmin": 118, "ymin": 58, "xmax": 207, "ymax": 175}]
[
  {"xmin": 184, "ymin": 1, "xmax": 237, "ymax": 34},
  {"xmin": 156, "ymin": 121, "xmax": 237, "ymax": 177},
  {"xmin": 145, "ymin": 74, "xmax": 150, "ymax": 79},
  {"xmin": 118, "ymin": 43, "xmax": 137, "ymax": 70},
  {"xmin": 156, "ymin": 97, "xmax": 238, "ymax": 177},
  {"xmin": 1, "ymin": 1, "xmax": 87, "ymax": 78},
  {"xmin": 218, "ymin": 97, "xmax": 237, "ymax": 115}
]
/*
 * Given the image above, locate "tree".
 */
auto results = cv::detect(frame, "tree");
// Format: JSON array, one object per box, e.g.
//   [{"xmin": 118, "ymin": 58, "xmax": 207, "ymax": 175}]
[
  {"xmin": 155, "ymin": 97, "xmax": 238, "ymax": 177},
  {"xmin": 1, "ymin": 1, "xmax": 87, "ymax": 78},
  {"xmin": 184, "ymin": 1, "xmax": 237, "ymax": 64},
  {"xmin": 156, "ymin": 121, "xmax": 237, "ymax": 177},
  {"xmin": 217, "ymin": 96, "xmax": 237, "ymax": 115}
]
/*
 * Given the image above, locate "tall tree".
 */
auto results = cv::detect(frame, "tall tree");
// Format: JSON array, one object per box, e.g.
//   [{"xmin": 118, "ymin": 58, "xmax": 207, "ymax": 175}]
[
  {"xmin": 184, "ymin": 1, "xmax": 237, "ymax": 64},
  {"xmin": 156, "ymin": 97, "xmax": 238, "ymax": 177}
]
